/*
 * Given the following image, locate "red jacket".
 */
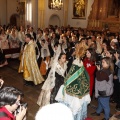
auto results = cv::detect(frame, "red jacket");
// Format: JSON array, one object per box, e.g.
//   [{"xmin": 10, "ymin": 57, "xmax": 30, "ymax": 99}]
[
  {"xmin": 83, "ymin": 58, "xmax": 96, "ymax": 96},
  {"xmin": 83, "ymin": 58, "xmax": 96, "ymax": 77},
  {"xmin": 0, "ymin": 107, "xmax": 15, "ymax": 120}
]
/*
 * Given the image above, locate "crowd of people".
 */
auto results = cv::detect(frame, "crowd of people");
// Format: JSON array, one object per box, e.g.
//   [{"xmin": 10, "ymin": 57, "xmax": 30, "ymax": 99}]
[{"xmin": 0, "ymin": 24, "xmax": 120, "ymax": 120}]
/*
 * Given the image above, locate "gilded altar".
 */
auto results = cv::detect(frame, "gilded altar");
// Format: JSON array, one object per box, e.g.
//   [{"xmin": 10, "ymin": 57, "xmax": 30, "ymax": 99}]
[{"xmin": 87, "ymin": 0, "xmax": 120, "ymax": 33}]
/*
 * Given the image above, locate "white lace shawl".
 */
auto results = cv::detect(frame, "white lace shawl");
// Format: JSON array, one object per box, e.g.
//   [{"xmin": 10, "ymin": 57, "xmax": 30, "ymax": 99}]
[
  {"xmin": 42, "ymin": 45, "xmax": 62, "ymax": 90},
  {"xmin": 41, "ymin": 44, "xmax": 50, "ymax": 59}
]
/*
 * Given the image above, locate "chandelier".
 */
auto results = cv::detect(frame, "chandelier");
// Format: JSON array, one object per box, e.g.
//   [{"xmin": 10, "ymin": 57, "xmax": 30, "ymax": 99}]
[{"xmin": 51, "ymin": 0, "xmax": 63, "ymax": 10}]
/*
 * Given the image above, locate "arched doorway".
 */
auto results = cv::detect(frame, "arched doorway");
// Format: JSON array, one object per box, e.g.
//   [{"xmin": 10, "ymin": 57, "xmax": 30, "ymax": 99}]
[
  {"xmin": 10, "ymin": 14, "xmax": 20, "ymax": 27},
  {"xmin": 49, "ymin": 14, "xmax": 61, "ymax": 27}
]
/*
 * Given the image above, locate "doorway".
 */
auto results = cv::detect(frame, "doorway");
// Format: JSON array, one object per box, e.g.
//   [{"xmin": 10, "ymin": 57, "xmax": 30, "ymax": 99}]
[
  {"xmin": 10, "ymin": 14, "xmax": 20, "ymax": 27},
  {"xmin": 49, "ymin": 14, "xmax": 61, "ymax": 27}
]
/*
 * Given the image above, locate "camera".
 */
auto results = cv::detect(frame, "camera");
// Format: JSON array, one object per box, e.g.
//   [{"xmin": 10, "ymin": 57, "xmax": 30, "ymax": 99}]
[
  {"xmin": 95, "ymin": 61, "xmax": 102, "ymax": 69},
  {"xmin": 95, "ymin": 54, "xmax": 102, "ymax": 68},
  {"xmin": 22, "ymin": 103, "xmax": 28, "ymax": 108},
  {"xmin": 112, "ymin": 49, "xmax": 120, "ymax": 54},
  {"xmin": 16, "ymin": 103, "xmax": 28, "ymax": 114},
  {"xmin": 95, "ymin": 61, "xmax": 101, "ymax": 66},
  {"xmin": 96, "ymin": 53, "xmax": 102, "ymax": 61}
]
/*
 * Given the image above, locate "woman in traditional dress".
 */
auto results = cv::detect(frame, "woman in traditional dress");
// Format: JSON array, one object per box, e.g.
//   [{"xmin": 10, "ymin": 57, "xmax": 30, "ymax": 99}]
[
  {"xmin": 8, "ymin": 29, "xmax": 20, "ymax": 58},
  {"xmin": 50, "ymin": 53, "xmax": 67, "ymax": 103},
  {"xmin": 18, "ymin": 26, "xmax": 25, "ymax": 51},
  {"xmin": 55, "ymin": 41, "xmax": 91, "ymax": 120},
  {"xmin": 36, "ymin": 29, "xmax": 44, "ymax": 42},
  {"xmin": 37, "ymin": 45, "xmax": 67, "ymax": 107},
  {"xmin": 0, "ymin": 29, "xmax": 9, "ymax": 50},
  {"xmin": 9, "ymin": 29, "xmax": 19, "ymax": 48}
]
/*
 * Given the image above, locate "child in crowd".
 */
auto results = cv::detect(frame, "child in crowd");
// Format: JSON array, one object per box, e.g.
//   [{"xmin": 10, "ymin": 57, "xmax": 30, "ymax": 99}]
[
  {"xmin": 50, "ymin": 53, "xmax": 67, "ymax": 103},
  {"xmin": 83, "ymin": 48, "xmax": 96, "ymax": 98}
]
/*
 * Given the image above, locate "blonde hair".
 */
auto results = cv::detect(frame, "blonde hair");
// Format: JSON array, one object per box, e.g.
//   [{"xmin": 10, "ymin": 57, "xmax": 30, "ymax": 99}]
[{"xmin": 75, "ymin": 41, "xmax": 88, "ymax": 58}]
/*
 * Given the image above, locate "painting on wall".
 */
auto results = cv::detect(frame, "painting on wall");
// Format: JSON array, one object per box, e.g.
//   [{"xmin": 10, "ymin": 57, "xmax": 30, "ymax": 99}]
[
  {"xmin": 73, "ymin": 0, "xmax": 87, "ymax": 19},
  {"xmin": 16, "ymin": 2, "xmax": 25, "ymax": 15}
]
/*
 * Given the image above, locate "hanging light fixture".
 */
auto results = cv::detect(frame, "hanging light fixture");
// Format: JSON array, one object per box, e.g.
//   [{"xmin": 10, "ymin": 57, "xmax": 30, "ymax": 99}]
[{"xmin": 51, "ymin": 0, "xmax": 63, "ymax": 10}]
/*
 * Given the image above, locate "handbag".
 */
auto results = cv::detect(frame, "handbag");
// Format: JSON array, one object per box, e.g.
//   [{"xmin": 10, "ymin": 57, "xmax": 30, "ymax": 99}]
[{"xmin": 98, "ymin": 90, "xmax": 106, "ymax": 96}]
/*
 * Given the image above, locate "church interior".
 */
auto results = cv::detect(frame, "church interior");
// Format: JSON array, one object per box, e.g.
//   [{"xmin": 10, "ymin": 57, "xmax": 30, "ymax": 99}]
[{"xmin": 0, "ymin": 0, "xmax": 120, "ymax": 120}]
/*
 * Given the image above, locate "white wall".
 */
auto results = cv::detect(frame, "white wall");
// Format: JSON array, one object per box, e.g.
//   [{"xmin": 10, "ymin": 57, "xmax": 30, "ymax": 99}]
[
  {"xmin": 0, "ymin": 0, "xmax": 21, "ymax": 26},
  {"xmin": 6, "ymin": 0, "xmax": 18, "ymax": 24},
  {"xmin": 67, "ymin": 0, "xmax": 94, "ymax": 28}
]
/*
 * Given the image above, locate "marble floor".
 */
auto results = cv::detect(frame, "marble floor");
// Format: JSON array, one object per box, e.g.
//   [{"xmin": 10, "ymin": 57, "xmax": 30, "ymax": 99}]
[{"xmin": 0, "ymin": 59, "xmax": 119, "ymax": 120}]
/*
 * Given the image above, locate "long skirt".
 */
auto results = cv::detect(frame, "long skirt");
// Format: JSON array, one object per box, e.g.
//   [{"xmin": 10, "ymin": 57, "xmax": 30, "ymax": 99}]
[{"xmin": 50, "ymin": 72, "xmax": 64, "ymax": 103}]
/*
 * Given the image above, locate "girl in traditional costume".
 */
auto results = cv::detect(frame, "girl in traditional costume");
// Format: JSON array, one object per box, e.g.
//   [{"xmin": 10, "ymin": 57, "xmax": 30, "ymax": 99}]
[
  {"xmin": 50, "ymin": 53, "xmax": 67, "ymax": 103},
  {"xmin": 55, "ymin": 41, "xmax": 91, "ymax": 120}
]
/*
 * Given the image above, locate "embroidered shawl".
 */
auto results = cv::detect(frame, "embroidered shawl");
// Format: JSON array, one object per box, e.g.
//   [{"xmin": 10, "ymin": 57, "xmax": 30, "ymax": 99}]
[{"xmin": 63, "ymin": 64, "xmax": 90, "ymax": 99}]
